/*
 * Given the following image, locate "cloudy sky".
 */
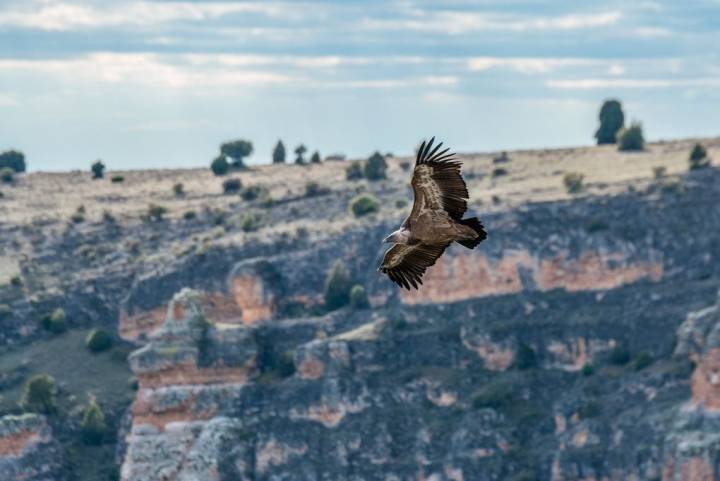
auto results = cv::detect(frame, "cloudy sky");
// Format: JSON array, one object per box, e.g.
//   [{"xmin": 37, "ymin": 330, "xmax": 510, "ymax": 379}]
[{"xmin": 1, "ymin": 0, "xmax": 718, "ymax": 171}]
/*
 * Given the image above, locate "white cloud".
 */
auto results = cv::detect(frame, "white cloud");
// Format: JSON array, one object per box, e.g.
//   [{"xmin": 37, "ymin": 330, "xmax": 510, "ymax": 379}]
[
  {"xmin": 0, "ymin": 1, "xmax": 296, "ymax": 31},
  {"xmin": 632, "ymin": 26, "xmax": 672, "ymax": 38},
  {"xmin": 608, "ymin": 64, "xmax": 625, "ymax": 76},
  {"xmin": 546, "ymin": 78, "xmax": 720, "ymax": 89},
  {"xmin": 361, "ymin": 11, "xmax": 621, "ymax": 34},
  {"xmin": 0, "ymin": 53, "xmax": 293, "ymax": 89},
  {"xmin": 467, "ymin": 57, "xmax": 597, "ymax": 74}
]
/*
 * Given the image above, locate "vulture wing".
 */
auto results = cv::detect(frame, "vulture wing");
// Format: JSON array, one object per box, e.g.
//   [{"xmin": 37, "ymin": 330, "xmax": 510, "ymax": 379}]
[
  {"xmin": 379, "ymin": 243, "xmax": 449, "ymax": 290},
  {"xmin": 405, "ymin": 137, "xmax": 468, "ymax": 225}
]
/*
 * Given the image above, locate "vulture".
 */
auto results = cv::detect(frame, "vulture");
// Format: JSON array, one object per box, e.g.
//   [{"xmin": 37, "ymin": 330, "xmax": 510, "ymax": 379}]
[{"xmin": 378, "ymin": 137, "xmax": 486, "ymax": 290}]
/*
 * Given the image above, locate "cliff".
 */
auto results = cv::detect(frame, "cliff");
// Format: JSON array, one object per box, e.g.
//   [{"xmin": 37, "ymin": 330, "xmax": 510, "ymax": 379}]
[{"xmin": 0, "ymin": 138, "xmax": 719, "ymax": 480}]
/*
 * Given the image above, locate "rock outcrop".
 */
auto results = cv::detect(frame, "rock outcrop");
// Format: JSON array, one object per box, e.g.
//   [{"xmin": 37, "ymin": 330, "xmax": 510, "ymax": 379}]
[{"xmin": 0, "ymin": 414, "xmax": 66, "ymax": 481}]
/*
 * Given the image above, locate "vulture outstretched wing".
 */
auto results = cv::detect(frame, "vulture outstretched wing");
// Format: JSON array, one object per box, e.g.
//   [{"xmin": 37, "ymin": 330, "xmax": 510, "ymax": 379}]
[
  {"xmin": 379, "ymin": 243, "xmax": 449, "ymax": 290},
  {"xmin": 405, "ymin": 137, "xmax": 468, "ymax": 224}
]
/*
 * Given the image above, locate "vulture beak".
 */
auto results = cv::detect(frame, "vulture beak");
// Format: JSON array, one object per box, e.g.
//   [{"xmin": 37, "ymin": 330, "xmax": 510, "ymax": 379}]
[{"xmin": 382, "ymin": 235, "xmax": 392, "ymax": 244}]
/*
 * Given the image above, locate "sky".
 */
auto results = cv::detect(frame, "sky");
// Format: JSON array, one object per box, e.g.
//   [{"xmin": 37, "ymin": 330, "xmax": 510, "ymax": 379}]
[{"xmin": 0, "ymin": 0, "xmax": 719, "ymax": 171}]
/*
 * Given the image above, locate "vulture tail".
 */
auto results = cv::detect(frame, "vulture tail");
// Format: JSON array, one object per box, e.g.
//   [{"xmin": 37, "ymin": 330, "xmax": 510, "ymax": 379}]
[{"xmin": 457, "ymin": 217, "xmax": 487, "ymax": 249}]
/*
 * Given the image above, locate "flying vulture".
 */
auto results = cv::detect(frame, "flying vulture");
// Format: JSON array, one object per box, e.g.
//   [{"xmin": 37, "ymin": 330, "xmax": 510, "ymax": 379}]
[{"xmin": 378, "ymin": 138, "xmax": 486, "ymax": 290}]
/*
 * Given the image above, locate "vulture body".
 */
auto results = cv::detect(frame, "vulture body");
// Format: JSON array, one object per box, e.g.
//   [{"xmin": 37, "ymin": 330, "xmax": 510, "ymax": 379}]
[{"xmin": 378, "ymin": 138, "xmax": 486, "ymax": 290}]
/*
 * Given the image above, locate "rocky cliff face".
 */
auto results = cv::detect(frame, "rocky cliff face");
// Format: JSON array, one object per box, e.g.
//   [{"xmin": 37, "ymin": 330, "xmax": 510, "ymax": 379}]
[{"xmin": 1, "ymin": 143, "xmax": 719, "ymax": 480}]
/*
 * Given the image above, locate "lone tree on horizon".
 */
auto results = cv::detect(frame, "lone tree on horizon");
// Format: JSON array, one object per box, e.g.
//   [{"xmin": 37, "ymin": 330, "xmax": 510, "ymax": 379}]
[
  {"xmin": 91, "ymin": 160, "xmax": 105, "ymax": 179},
  {"xmin": 220, "ymin": 139, "xmax": 253, "ymax": 169},
  {"xmin": 272, "ymin": 140, "xmax": 286, "ymax": 164},
  {"xmin": 595, "ymin": 99, "xmax": 625, "ymax": 145},
  {"xmin": 294, "ymin": 144, "xmax": 307, "ymax": 165},
  {"xmin": 310, "ymin": 150, "xmax": 321, "ymax": 164}
]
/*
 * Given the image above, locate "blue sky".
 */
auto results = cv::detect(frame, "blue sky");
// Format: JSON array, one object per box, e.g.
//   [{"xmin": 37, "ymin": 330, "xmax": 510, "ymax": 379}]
[{"xmin": 0, "ymin": 0, "xmax": 718, "ymax": 171}]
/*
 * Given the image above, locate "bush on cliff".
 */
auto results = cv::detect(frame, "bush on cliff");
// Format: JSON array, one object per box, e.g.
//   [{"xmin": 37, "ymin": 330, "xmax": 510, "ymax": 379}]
[
  {"xmin": 0, "ymin": 167, "xmax": 14, "ymax": 184},
  {"xmin": 41, "ymin": 308, "xmax": 67, "ymax": 334},
  {"xmin": 617, "ymin": 123, "xmax": 645, "ymax": 151},
  {"xmin": 349, "ymin": 284, "xmax": 370, "ymax": 309},
  {"xmin": 563, "ymin": 172, "xmax": 584, "ymax": 194},
  {"xmin": 20, "ymin": 374, "xmax": 57, "ymax": 414},
  {"xmin": 146, "ymin": 204, "xmax": 167, "ymax": 222},
  {"xmin": 86, "ymin": 328, "xmax": 113, "ymax": 353},
  {"xmin": 516, "ymin": 342, "xmax": 537, "ymax": 370},
  {"xmin": 222, "ymin": 178, "xmax": 242, "ymax": 194},
  {"xmin": 609, "ymin": 345, "xmax": 631, "ymax": 366},
  {"xmin": 350, "ymin": 193, "xmax": 380, "ymax": 217},
  {"xmin": 80, "ymin": 397, "xmax": 107, "ymax": 445},
  {"xmin": 324, "ymin": 260, "xmax": 352, "ymax": 310},
  {"xmin": 346, "ymin": 161, "xmax": 364, "ymax": 181},
  {"xmin": 211, "ymin": 155, "xmax": 230, "ymax": 176},
  {"xmin": 364, "ymin": 152, "xmax": 387, "ymax": 181},
  {"xmin": 633, "ymin": 351, "xmax": 654, "ymax": 371},
  {"xmin": 689, "ymin": 143, "xmax": 710, "ymax": 170}
]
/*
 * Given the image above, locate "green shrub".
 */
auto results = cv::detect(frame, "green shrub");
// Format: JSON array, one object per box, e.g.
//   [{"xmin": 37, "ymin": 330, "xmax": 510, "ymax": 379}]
[
  {"xmin": 241, "ymin": 184, "xmax": 268, "ymax": 201},
  {"xmin": 71, "ymin": 206, "xmax": 85, "ymax": 224},
  {"xmin": 20, "ymin": 374, "xmax": 57, "ymax": 414},
  {"xmin": 395, "ymin": 198, "xmax": 408, "ymax": 208},
  {"xmin": 492, "ymin": 167, "xmax": 508, "ymax": 177},
  {"xmin": 91, "ymin": 160, "xmax": 105, "ymax": 179},
  {"xmin": 563, "ymin": 172, "xmax": 584, "ymax": 194},
  {"xmin": 277, "ymin": 351, "xmax": 296, "ymax": 378},
  {"xmin": 146, "ymin": 204, "xmax": 167, "ymax": 222},
  {"xmin": 272, "ymin": 140, "xmax": 286, "ymax": 164},
  {"xmin": 586, "ymin": 218, "xmax": 609, "ymax": 233},
  {"xmin": 349, "ymin": 284, "xmax": 370, "ymax": 309},
  {"xmin": 617, "ymin": 123, "xmax": 645, "ymax": 151},
  {"xmin": 595, "ymin": 99, "xmax": 624, "ymax": 145},
  {"xmin": 350, "ymin": 193, "xmax": 380, "ymax": 217},
  {"xmin": 0, "ymin": 150, "xmax": 26, "ymax": 172},
  {"xmin": 86, "ymin": 329, "xmax": 113, "ymax": 353},
  {"xmin": 211, "ymin": 155, "xmax": 230, "ymax": 176},
  {"xmin": 633, "ymin": 351, "xmax": 654, "ymax": 371},
  {"xmin": 0, "ymin": 304, "xmax": 10, "ymax": 318},
  {"xmin": 346, "ymin": 161, "xmax": 364, "ymax": 180},
  {"xmin": 516, "ymin": 342, "xmax": 537, "ymax": 370},
  {"xmin": 324, "ymin": 260, "xmax": 352, "ymax": 310},
  {"xmin": 240, "ymin": 212, "xmax": 261, "ymax": 232},
  {"xmin": 10, "ymin": 275, "xmax": 22, "ymax": 287},
  {"xmin": 102, "ymin": 210, "xmax": 115, "ymax": 223},
  {"xmin": 653, "ymin": 166, "xmax": 666, "ymax": 179},
  {"xmin": 173, "ymin": 183, "xmax": 184, "ymax": 197},
  {"xmin": 609, "ymin": 345, "xmax": 631, "ymax": 366},
  {"xmin": 222, "ymin": 178, "xmax": 242, "ymax": 194},
  {"xmin": 364, "ymin": 152, "xmax": 387, "ymax": 180},
  {"xmin": 305, "ymin": 181, "xmax": 330, "ymax": 197},
  {"xmin": 0, "ymin": 167, "xmax": 14, "ymax": 184},
  {"xmin": 689, "ymin": 143, "xmax": 710, "ymax": 170},
  {"xmin": 183, "ymin": 210, "xmax": 197, "ymax": 220},
  {"xmin": 80, "ymin": 397, "xmax": 107, "ymax": 445},
  {"xmin": 310, "ymin": 151, "xmax": 321, "ymax": 164},
  {"xmin": 111, "ymin": 175, "xmax": 124, "ymax": 183},
  {"xmin": 41, "ymin": 308, "xmax": 67, "ymax": 334},
  {"xmin": 581, "ymin": 363, "xmax": 594, "ymax": 376}
]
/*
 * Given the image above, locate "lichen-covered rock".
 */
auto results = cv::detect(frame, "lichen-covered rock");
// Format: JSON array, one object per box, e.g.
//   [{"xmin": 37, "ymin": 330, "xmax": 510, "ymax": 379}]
[{"xmin": 0, "ymin": 414, "xmax": 66, "ymax": 481}]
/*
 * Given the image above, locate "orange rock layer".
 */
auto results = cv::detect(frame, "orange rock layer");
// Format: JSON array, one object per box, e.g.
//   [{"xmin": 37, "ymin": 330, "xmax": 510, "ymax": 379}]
[
  {"xmin": 0, "ymin": 430, "xmax": 40, "ymax": 457},
  {"xmin": 402, "ymin": 250, "xmax": 662, "ymax": 305}
]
